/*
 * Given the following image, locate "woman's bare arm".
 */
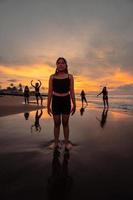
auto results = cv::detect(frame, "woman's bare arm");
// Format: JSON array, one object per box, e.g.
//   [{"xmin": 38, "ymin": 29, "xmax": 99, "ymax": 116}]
[
  {"xmin": 47, "ymin": 75, "xmax": 53, "ymax": 116},
  {"xmin": 97, "ymin": 91, "xmax": 103, "ymax": 96},
  {"xmin": 38, "ymin": 80, "xmax": 42, "ymax": 87},
  {"xmin": 69, "ymin": 74, "xmax": 76, "ymax": 115},
  {"xmin": 31, "ymin": 80, "xmax": 35, "ymax": 88}
]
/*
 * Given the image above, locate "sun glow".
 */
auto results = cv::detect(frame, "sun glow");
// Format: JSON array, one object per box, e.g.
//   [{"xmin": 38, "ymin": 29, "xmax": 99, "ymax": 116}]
[
  {"xmin": 1, "ymin": 64, "xmax": 133, "ymax": 93},
  {"xmin": 0, "ymin": 64, "xmax": 54, "ymax": 78}
]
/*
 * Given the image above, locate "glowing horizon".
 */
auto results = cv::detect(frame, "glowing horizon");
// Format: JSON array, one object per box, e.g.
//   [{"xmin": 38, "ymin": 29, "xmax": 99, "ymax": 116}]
[{"xmin": 1, "ymin": 63, "xmax": 133, "ymax": 93}]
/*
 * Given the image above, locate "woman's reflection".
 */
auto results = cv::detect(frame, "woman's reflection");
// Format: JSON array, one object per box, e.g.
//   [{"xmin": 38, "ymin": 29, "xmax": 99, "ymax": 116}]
[
  {"xmin": 96, "ymin": 108, "xmax": 108, "ymax": 128},
  {"xmin": 31, "ymin": 109, "xmax": 43, "ymax": 133},
  {"xmin": 24, "ymin": 112, "xmax": 30, "ymax": 120},
  {"xmin": 80, "ymin": 104, "xmax": 87, "ymax": 116},
  {"xmin": 47, "ymin": 148, "xmax": 73, "ymax": 200}
]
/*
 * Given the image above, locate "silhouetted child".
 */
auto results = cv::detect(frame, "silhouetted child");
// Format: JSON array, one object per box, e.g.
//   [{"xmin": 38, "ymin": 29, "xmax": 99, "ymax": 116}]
[
  {"xmin": 97, "ymin": 86, "xmax": 109, "ymax": 108},
  {"xmin": 80, "ymin": 90, "xmax": 88, "ymax": 106},
  {"xmin": 24, "ymin": 86, "xmax": 30, "ymax": 104},
  {"xmin": 31, "ymin": 109, "xmax": 43, "ymax": 133},
  {"xmin": 31, "ymin": 80, "xmax": 43, "ymax": 105}
]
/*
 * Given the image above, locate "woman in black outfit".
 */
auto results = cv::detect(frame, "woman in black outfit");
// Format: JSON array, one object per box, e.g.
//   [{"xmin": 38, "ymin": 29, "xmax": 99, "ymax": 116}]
[
  {"xmin": 47, "ymin": 57, "xmax": 76, "ymax": 149},
  {"xmin": 80, "ymin": 90, "xmax": 88, "ymax": 106},
  {"xmin": 24, "ymin": 85, "xmax": 30, "ymax": 104},
  {"xmin": 97, "ymin": 86, "xmax": 109, "ymax": 108}
]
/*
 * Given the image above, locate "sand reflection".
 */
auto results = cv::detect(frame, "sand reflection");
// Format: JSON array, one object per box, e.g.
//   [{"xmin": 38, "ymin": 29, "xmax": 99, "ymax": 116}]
[
  {"xmin": 96, "ymin": 108, "xmax": 108, "ymax": 128},
  {"xmin": 47, "ymin": 149, "xmax": 73, "ymax": 199}
]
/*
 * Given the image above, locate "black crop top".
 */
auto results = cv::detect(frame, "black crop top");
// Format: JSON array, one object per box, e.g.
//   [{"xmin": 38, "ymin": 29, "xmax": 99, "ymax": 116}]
[
  {"xmin": 102, "ymin": 90, "xmax": 108, "ymax": 96},
  {"xmin": 52, "ymin": 75, "xmax": 70, "ymax": 93}
]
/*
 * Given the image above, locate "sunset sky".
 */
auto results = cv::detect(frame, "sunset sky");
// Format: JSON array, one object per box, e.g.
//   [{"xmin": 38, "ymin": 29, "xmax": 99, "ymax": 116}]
[{"xmin": 0, "ymin": 0, "xmax": 133, "ymax": 94}]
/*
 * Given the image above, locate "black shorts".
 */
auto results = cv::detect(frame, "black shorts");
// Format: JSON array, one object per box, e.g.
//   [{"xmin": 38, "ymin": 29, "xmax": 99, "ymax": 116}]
[
  {"xmin": 24, "ymin": 94, "xmax": 29, "ymax": 97},
  {"xmin": 103, "ymin": 96, "xmax": 108, "ymax": 100},
  {"xmin": 52, "ymin": 95, "xmax": 71, "ymax": 115},
  {"xmin": 35, "ymin": 92, "xmax": 41, "ymax": 97}
]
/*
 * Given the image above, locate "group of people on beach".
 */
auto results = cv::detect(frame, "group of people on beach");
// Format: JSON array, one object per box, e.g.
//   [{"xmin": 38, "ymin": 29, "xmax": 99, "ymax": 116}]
[
  {"xmin": 23, "ymin": 57, "xmax": 109, "ymax": 150},
  {"xmin": 80, "ymin": 87, "xmax": 109, "ymax": 108},
  {"xmin": 24, "ymin": 80, "xmax": 43, "ymax": 105}
]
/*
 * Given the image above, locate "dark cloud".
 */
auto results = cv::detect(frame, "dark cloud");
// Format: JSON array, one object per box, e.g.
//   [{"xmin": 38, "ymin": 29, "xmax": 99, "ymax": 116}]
[
  {"xmin": 117, "ymin": 84, "xmax": 133, "ymax": 91},
  {"xmin": 0, "ymin": 0, "xmax": 6, "ymax": 3},
  {"xmin": 0, "ymin": 56, "xmax": 5, "ymax": 63},
  {"xmin": 7, "ymin": 79, "xmax": 18, "ymax": 83},
  {"xmin": 0, "ymin": 54, "xmax": 55, "ymax": 68},
  {"xmin": 0, "ymin": 0, "xmax": 133, "ymax": 80},
  {"xmin": 70, "ymin": 34, "xmax": 133, "ymax": 78},
  {"xmin": 89, "ymin": 38, "xmax": 133, "ymax": 71}
]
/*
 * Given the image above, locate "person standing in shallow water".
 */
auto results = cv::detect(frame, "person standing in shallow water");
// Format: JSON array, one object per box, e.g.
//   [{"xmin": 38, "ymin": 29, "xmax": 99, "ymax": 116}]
[
  {"xmin": 97, "ymin": 86, "xmax": 109, "ymax": 108},
  {"xmin": 47, "ymin": 57, "xmax": 76, "ymax": 150},
  {"xmin": 80, "ymin": 90, "xmax": 88, "ymax": 106},
  {"xmin": 31, "ymin": 80, "xmax": 43, "ymax": 105},
  {"xmin": 23, "ymin": 86, "xmax": 30, "ymax": 104}
]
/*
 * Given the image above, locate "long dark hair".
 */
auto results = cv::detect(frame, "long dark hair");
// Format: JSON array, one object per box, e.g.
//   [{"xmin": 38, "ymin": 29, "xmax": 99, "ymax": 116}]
[
  {"xmin": 55, "ymin": 57, "xmax": 68, "ymax": 74},
  {"xmin": 103, "ymin": 87, "xmax": 107, "ymax": 92}
]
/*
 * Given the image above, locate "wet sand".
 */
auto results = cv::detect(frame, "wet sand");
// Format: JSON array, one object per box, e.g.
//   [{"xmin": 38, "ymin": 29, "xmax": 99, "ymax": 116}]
[
  {"xmin": 0, "ymin": 95, "xmax": 45, "ymax": 117},
  {"xmin": 0, "ymin": 100, "xmax": 133, "ymax": 199}
]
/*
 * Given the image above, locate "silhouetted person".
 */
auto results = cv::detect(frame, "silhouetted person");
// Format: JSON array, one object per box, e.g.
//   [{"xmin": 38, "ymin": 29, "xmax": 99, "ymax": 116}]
[
  {"xmin": 47, "ymin": 148, "xmax": 72, "ymax": 200},
  {"xmin": 96, "ymin": 108, "xmax": 108, "ymax": 128},
  {"xmin": 80, "ymin": 90, "xmax": 88, "ymax": 107},
  {"xmin": 31, "ymin": 80, "xmax": 43, "ymax": 105},
  {"xmin": 24, "ymin": 112, "xmax": 29, "ymax": 120},
  {"xmin": 31, "ymin": 109, "xmax": 43, "ymax": 133},
  {"xmin": 23, "ymin": 86, "xmax": 30, "ymax": 104},
  {"xmin": 97, "ymin": 86, "xmax": 109, "ymax": 108}
]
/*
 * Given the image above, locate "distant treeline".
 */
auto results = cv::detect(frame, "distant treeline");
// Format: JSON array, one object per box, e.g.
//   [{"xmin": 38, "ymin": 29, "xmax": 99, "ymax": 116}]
[{"xmin": 0, "ymin": 91, "xmax": 48, "ymax": 97}]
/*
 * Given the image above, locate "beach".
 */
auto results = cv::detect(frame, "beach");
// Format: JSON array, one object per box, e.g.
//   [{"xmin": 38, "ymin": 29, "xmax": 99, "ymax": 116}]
[
  {"xmin": 0, "ymin": 95, "xmax": 45, "ymax": 117},
  {"xmin": 0, "ymin": 95, "xmax": 133, "ymax": 199}
]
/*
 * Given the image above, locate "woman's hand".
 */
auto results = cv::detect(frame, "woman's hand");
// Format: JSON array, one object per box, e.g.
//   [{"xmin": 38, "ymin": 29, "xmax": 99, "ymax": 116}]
[
  {"xmin": 47, "ymin": 107, "xmax": 52, "ymax": 116},
  {"xmin": 71, "ymin": 105, "xmax": 76, "ymax": 116}
]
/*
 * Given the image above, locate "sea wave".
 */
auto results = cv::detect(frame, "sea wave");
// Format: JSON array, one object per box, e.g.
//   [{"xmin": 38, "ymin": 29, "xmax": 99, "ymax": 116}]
[{"xmin": 76, "ymin": 94, "xmax": 133, "ymax": 112}]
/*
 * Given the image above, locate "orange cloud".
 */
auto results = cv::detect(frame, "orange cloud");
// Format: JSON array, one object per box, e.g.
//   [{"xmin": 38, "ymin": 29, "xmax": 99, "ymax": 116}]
[
  {"xmin": 0, "ymin": 64, "xmax": 54, "ymax": 89},
  {"xmin": 74, "ymin": 75, "xmax": 98, "ymax": 92},
  {"xmin": 113, "ymin": 69, "xmax": 133, "ymax": 84},
  {"xmin": 0, "ymin": 64, "xmax": 54, "ymax": 78},
  {"xmin": 1, "ymin": 64, "xmax": 133, "ymax": 92}
]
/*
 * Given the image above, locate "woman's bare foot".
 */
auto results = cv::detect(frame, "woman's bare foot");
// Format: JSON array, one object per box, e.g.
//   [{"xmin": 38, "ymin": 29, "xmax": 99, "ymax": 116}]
[{"xmin": 65, "ymin": 142, "xmax": 72, "ymax": 150}]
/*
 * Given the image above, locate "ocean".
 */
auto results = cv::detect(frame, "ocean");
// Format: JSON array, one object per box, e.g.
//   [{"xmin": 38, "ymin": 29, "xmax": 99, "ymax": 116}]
[{"xmin": 76, "ymin": 94, "xmax": 133, "ymax": 113}]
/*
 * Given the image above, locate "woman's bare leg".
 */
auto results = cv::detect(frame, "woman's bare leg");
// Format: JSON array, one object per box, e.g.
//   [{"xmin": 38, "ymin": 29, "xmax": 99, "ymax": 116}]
[
  {"xmin": 40, "ymin": 95, "xmax": 43, "ymax": 105},
  {"xmin": 24, "ymin": 97, "xmax": 26, "ymax": 104},
  {"xmin": 62, "ymin": 114, "xmax": 70, "ymax": 147},
  {"xmin": 53, "ymin": 115, "xmax": 61, "ymax": 147},
  {"xmin": 106, "ymin": 99, "xmax": 109, "ymax": 108},
  {"xmin": 36, "ymin": 96, "xmax": 39, "ymax": 105},
  {"xmin": 103, "ymin": 99, "xmax": 106, "ymax": 108}
]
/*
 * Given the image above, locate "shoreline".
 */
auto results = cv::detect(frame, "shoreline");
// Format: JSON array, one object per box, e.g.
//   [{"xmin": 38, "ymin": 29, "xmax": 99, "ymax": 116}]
[
  {"xmin": 88, "ymin": 103, "xmax": 133, "ymax": 116},
  {"xmin": 0, "ymin": 95, "xmax": 133, "ymax": 199},
  {"xmin": 0, "ymin": 95, "xmax": 133, "ymax": 118},
  {"xmin": 0, "ymin": 95, "xmax": 46, "ymax": 117}
]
